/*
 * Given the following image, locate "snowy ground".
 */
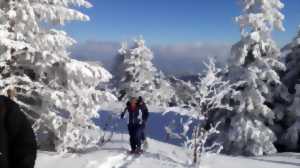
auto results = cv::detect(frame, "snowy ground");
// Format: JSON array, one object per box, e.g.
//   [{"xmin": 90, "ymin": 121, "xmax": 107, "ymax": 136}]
[
  {"xmin": 36, "ymin": 134, "xmax": 191, "ymax": 168},
  {"xmin": 36, "ymin": 134, "xmax": 300, "ymax": 168},
  {"xmin": 36, "ymin": 104, "xmax": 300, "ymax": 168},
  {"xmin": 202, "ymin": 153, "xmax": 300, "ymax": 168}
]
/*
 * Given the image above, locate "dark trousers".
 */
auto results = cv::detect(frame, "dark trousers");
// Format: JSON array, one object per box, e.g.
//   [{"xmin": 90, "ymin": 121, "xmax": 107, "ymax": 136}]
[
  {"xmin": 128, "ymin": 123, "xmax": 141, "ymax": 151},
  {"xmin": 140, "ymin": 124, "xmax": 146, "ymax": 142}
]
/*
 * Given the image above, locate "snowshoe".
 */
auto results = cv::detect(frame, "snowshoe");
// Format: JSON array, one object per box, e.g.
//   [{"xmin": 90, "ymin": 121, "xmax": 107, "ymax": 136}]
[
  {"xmin": 135, "ymin": 149, "xmax": 143, "ymax": 155},
  {"xmin": 142, "ymin": 140, "xmax": 149, "ymax": 151},
  {"xmin": 127, "ymin": 150, "xmax": 136, "ymax": 154}
]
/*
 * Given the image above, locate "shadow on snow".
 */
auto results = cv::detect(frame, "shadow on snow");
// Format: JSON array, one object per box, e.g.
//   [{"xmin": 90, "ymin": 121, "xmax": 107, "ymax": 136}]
[{"xmin": 93, "ymin": 110, "xmax": 199, "ymax": 146}]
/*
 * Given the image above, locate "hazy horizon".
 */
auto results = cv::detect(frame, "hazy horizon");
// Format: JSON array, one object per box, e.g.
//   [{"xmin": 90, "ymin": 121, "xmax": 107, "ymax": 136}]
[{"xmin": 68, "ymin": 0, "xmax": 300, "ymax": 75}]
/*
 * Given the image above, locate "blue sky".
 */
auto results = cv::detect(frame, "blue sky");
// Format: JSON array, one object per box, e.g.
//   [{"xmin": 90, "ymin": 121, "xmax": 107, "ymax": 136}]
[
  {"xmin": 66, "ymin": 0, "xmax": 300, "ymax": 46},
  {"xmin": 69, "ymin": 0, "xmax": 300, "ymax": 75}
]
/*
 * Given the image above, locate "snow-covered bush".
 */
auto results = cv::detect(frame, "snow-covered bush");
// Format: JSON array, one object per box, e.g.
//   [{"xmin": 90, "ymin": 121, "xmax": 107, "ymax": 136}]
[
  {"xmin": 185, "ymin": 122, "xmax": 222, "ymax": 165},
  {"xmin": 193, "ymin": 60, "xmax": 232, "ymax": 119},
  {"xmin": 219, "ymin": 0, "xmax": 286, "ymax": 156},
  {"xmin": 177, "ymin": 60, "xmax": 231, "ymax": 165},
  {"xmin": 113, "ymin": 37, "xmax": 175, "ymax": 106},
  {"xmin": 0, "ymin": 0, "xmax": 116, "ymax": 152}
]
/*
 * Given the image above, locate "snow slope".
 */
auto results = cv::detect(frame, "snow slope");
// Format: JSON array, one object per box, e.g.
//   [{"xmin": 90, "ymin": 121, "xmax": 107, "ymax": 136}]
[
  {"xmin": 202, "ymin": 153, "xmax": 300, "ymax": 168},
  {"xmin": 36, "ymin": 135, "xmax": 191, "ymax": 168},
  {"xmin": 36, "ymin": 104, "xmax": 300, "ymax": 168},
  {"xmin": 36, "ymin": 134, "xmax": 300, "ymax": 168}
]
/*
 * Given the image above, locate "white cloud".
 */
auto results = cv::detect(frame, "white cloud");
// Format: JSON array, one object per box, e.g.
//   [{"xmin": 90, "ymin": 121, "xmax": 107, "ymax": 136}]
[
  {"xmin": 70, "ymin": 41, "xmax": 231, "ymax": 76},
  {"xmin": 152, "ymin": 43, "xmax": 231, "ymax": 75},
  {"xmin": 70, "ymin": 40, "xmax": 120, "ymax": 66}
]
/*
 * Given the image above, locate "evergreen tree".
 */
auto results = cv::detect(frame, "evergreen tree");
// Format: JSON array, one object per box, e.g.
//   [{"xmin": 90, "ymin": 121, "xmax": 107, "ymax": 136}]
[
  {"xmin": 280, "ymin": 27, "xmax": 300, "ymax": 151},
  {"xmin": 114, "ymin": 37, "xmax": 175, "ymax": 106},
  {"xmin": 0, "ymin": 0, "xmax": 116, "ymax": 152},
  {"xmin": 282, "ymin": 28, "xmax": 300, "ymax": 92},
  {"xmin": 220, "ymin": 0, "xmax": 286, "ymax": 156}
]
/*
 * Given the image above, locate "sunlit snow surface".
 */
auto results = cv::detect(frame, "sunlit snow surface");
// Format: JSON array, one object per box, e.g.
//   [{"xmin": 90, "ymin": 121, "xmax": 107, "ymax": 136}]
[
  {"xmin": 36, "ymin": 135, "xmax": 191, "ymax": 168},
  {"xmin": 36, "ymin": 105, "xmax": 300, "ymax": 168},
  {"xmin": 36, "ymin": 134, "xmax": 300, "ymax": 168}
]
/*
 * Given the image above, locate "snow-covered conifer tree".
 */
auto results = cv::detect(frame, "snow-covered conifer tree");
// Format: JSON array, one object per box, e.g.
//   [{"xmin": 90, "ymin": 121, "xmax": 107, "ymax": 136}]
[
  {"xmin": 219, "ymin": 0, "xmax": 286, "ymax": 156},
  {"xmin": 279, "ymin": 27, "xmax": 300, "ymax": 151},
  {"xmin": 0, "ymin": 0, "xmax": 116, "ymax": 152},
  {"xmin": 114, "ymin": 37, "xmax": 175, "ymax": 106},
  {"xmin": 282, "ymin": 27, "xmax": 300, "ymax": 92}
]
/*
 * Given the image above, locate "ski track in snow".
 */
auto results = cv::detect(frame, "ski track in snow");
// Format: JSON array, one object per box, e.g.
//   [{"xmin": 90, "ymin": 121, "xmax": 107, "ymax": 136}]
[
  {"xmin": 36, "ymin": 134, "xmax": 300, "ymax": 168},
  {"xmin": 36, "ymin": 106, "xmax": 300, "ymax": 168},
  {"xmin": 93, "ymin": 151, "xmax": 190, "ymax": 168},
  {"xmin": 86, "ymin": 153, "xmax": 135, "ymax": 168},
  {"xmin": 83, "ymin": 149, "xmax": 190, "ymax": 168}
]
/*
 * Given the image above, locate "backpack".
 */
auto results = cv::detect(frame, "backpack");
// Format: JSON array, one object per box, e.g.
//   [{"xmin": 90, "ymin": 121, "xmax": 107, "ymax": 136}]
[{"xmin": 0, "ymin": 101, "xmax": 9, "ymax": 168}]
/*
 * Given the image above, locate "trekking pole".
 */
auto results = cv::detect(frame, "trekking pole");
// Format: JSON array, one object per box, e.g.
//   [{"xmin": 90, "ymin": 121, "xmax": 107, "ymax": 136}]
[
  {"xmin": 119, "ymin": 111, "xmax": 125, "ymax": 150},
  {"xmin": 121, "ymin": 131, "xmax": 125, "ymax": 149}
]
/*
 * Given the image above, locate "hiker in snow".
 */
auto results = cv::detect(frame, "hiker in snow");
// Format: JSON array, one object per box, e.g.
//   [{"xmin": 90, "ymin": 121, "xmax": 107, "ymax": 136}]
[
  {"xmin": 121, "ymin": 97, "xmax": 148, "ymax": 154},
  {"xmin": 137, "ymin": 96, "xmax": 149, "ymax": 149},
  {"xmin": 0, "ymin": 95, "xmax": 37, "ymax": 168}
]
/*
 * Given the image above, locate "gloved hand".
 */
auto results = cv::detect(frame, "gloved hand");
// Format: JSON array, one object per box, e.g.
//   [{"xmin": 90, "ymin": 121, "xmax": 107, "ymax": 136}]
[{"xmin": 120, "ymin": 113, "xmax": 125, "ymax": 119}]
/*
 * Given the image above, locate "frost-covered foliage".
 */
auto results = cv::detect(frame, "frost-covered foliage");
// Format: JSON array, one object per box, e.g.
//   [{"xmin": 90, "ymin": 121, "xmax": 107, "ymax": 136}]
[
  {"xmin": 219, "ymin": 0, "xmax": 286, "ymax": 156},
  {"xmin": 169, "ymin": 60, "xmax": 231, "ymax": 112},
  {"xmin": 279, "ymin": 27, "xmax": 300, "ymax": 151},
  {"xmin": 168, "ymin": 76, "xmax": 197, "ymax": 107},
  {"xmin": 183, "ymin": 60, "xmax": 230, "ymax": 164},
  {"xmin": 281, "ymin": 84, "xmax": 300, "ymax": 151},
  {"xmin": 0, "ymin": 0, "xmax": 116, "ymax": 152},
  {"xmin": 114, "ymin": 37, "xmax": 175, "ymax": 106},
  {"xmin": 185, "ymin": 122, "xmax": 223, "ymax": 165},
  {"xmin": 193, "ymin": 60, "xmax": 232, "ymax": 119},
  {"xmin": 282, "ymin": 27, "xmax": 300, "ymax": 92},
  {"xmin": 165, "ymin": 60, "xmax": 229, "ymax": 164}
]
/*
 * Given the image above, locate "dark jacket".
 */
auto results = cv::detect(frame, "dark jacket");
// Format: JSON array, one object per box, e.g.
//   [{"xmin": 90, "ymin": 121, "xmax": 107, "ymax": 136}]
[
  {"xmin": 121, "ymin": 101, "xmax": 149, "ymax": 125},
  {"xmin": 0, "ymin": 96, "xmax": 37, "ymax": 168},
  {"xmin": 138, "ymin": 101, "xmax": 149, "ymax": 122}
]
